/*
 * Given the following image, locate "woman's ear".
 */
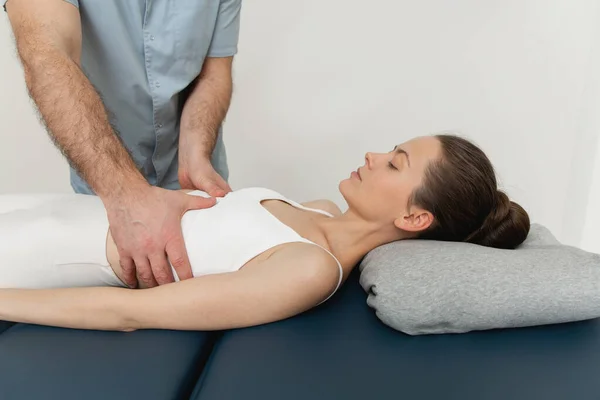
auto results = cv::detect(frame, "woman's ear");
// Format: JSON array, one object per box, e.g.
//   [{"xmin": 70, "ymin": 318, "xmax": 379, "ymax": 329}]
[{"xmin": 394, "ymin": 208, "xmax": 434, "ymax": 233}]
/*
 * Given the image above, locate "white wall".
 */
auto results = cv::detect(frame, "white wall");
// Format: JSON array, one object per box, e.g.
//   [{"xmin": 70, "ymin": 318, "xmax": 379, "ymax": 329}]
[
  {"xmin": 561, "ymin": 0, "xmax": 600, "ymax": 253},
  {"xmin": 581, "ymin": 136, "xmax": 600, "ymax": 253},
  {"xmin": 1, "ymin": 0, "xmax": 599, "ymax": 250}
]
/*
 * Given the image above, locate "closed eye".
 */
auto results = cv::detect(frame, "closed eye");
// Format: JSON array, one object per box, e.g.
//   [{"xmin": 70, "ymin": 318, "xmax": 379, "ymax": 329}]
[
  {"xmin": 392, "ymin": 145, "xmax": 411, "ymax": 167},
  {"xmin": 388, "ymin": 161, "xmax": 397, "ymax": 170}
]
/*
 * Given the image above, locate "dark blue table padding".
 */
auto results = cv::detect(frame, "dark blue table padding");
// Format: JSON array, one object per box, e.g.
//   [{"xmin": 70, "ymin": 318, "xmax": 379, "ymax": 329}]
[
  {"xmin": 191, "ymin": 270, "xmax": 600, "ymax": 400},
  {"xmin": 0, "ymin": 324, "xmax": 219, "ymax": 400},
  {"xmin": 0, "ymin": 321, "xmax": 14, "ymax": 334}
]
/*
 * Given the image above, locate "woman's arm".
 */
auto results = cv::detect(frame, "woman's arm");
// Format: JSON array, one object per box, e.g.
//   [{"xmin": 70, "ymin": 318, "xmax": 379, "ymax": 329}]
[
  {"xmin": 0, "ymin": 286, "xmax": 137, "ymax": 331},
  {"xmin": 0, "ymin": 243, "xmax": 341, "ymax": 331}
]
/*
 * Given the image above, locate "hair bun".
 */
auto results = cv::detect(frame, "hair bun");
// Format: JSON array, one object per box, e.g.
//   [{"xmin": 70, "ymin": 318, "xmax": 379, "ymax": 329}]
[{"xmin": 466, "ymin": 190, "xmax": 530, "ymax": 249}]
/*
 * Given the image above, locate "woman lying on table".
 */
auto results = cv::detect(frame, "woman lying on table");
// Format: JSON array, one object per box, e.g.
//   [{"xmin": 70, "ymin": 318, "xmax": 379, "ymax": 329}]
[{"xmin": 0, "ymin": 134, "xmax": 530, "ymax": 331}]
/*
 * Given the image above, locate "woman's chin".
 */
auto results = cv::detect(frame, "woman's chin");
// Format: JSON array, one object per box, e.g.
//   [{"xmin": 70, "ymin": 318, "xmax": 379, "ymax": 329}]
[
  {"xmin": 338, "ymin": 177, "xmax": 351, "ymax": 189},
  {"xmin": 339, "ymin": 173, "xmax": 360, "ymax": 186},
  {"xmin": 338, "ymin": 178, "xmax": 356, "ymax": 200}
]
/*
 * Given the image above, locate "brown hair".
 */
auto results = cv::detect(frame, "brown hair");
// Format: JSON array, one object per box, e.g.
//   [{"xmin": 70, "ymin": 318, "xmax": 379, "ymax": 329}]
[{"xmin": 410, "ymin": 134, "xmax": 530, "ymax": 249}]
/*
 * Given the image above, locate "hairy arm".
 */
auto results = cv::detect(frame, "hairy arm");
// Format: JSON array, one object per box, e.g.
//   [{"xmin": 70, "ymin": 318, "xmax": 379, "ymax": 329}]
[
  {"xmin": 177, "ymin": 57, "xmax": 235, "ymax": 194},
  {"xmin": 0, "ymin": 244, "xmax": 341, "ymax": 331},
  {"xmin": 177, "ymin": 0, "xmax": 241, "ymax": 195},
  {"xmin": 6, "ymin": 0, "xmax": 148, "ymax": 199},
  {"xmin": 6, "ymin": 0, "xmax": 217, "ymax": 289},
  {"xmin": 179, "ymin": 56, "xmax": 234, "ymax": 157}
]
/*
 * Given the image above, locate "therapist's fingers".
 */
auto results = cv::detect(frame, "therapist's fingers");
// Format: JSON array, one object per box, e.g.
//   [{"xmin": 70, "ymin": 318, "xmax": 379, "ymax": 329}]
[
  {"xmin": 212, "ymin": 173, "xmax": 232, "ymax": 194},
  {"xmin": 148, "ymin": 251, "xmax": 175, "ymax": 286},
  {"xmin": 134, "ymin": 257, "xmax": 158, "ymax": 288},
  {"xmin": 165, "ymin": 232, "xmax": 194, "ymax": 281},
  {"xmin": 200, "ymin": 175, "xmax": 231, "ymax": 197},
  {"xmin": 191, "ymin": 163, "xmax": 231, "ymax": 197},
  {"xmin": 202, "ymin": 181, "xmax": 227, "ymax": 198},
  {"xmin": 119, "ymin": 256, "xmax": 138, "ymax": 288}
]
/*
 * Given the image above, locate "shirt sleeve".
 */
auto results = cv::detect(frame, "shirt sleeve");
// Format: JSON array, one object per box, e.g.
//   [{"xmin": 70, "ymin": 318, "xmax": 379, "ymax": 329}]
[
  {"xmin": 207, "ymin": 0, "xmax": 242, "ymax": 58},
  {"xmin": 3, "ymin": 0, "xmax": 79, "ymax": 12}
]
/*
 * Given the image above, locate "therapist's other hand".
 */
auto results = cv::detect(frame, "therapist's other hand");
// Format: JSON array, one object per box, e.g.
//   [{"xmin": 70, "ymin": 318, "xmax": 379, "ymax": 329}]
[
  {"xmin": 105, "ymin": 186, "xmax": 216, "ymax": 288},
  {"xmin": 178, "ymin": 155, "xmax": 232, "ymax": 198}
]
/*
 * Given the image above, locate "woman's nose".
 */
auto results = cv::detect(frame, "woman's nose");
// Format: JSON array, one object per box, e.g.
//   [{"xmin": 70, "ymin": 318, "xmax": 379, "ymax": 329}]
[
  {"xmin": 365, "ymin": 152, "xmax": 379, "ymax": 168},
  {"xmin": 364, "ymin": 152, "xmax": 372, "ymax": 168}
]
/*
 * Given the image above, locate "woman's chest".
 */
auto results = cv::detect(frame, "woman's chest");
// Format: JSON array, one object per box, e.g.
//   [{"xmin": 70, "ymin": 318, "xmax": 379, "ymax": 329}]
[{"xmin": 180, "ymin": 198, "xmax": 330, "ymax": 275}]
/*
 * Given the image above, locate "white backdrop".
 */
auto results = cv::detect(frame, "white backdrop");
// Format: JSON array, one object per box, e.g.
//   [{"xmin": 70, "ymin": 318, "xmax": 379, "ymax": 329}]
[{"xmin": 1, "ymin": 0, "xmax": 599, "ymax": 252}]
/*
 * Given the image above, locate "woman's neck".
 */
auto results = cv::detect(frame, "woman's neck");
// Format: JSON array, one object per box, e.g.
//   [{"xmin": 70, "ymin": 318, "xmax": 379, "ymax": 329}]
[{"xmin": 315, "ymin": 210, "xmax": 405, "ymax": 273}]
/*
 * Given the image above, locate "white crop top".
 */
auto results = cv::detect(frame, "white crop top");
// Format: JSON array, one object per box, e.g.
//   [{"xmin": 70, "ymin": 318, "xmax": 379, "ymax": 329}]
[{"xmin": 174, "ymin": 187, "xmax": 343, "ymax": 302}]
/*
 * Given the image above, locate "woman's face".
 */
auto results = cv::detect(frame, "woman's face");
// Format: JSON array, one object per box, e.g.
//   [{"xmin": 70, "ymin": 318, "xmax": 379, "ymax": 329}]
[{"xmin": 339, "ymin": 136, "xmax": 442, "ymax": 233}]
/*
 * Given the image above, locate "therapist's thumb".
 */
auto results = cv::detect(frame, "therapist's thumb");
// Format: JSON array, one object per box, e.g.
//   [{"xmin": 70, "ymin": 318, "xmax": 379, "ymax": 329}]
[
  {"xmin": 198, "ymin": 179, "xmax": 227, "ymax": 198},
  {"xmin": 185, "ymin": 194, "xmax": 217, "ymax": 211}
]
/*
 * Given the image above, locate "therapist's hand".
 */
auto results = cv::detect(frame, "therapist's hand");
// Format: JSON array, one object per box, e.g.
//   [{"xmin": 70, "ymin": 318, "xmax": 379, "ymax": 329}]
[
  {"xmin": 105, "ymin": 186, "xmax": 216, "ymax": 288},
  {"xmin": 178, "ymin": 153, "xmax": 232, "ymax": 198}
]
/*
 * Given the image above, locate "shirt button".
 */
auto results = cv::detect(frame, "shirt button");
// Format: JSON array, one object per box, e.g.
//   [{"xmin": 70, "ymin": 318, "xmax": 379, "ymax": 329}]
[
  {"xmin": 156, "ymin": 81, "xmax": 161, "ymax": 88},
  {"xmin": 150, "ymin": 35, "xmax": 155, "ymax": 41},
  {"xmin": 157, "ymin": 123, "xmax": 163, "ymax": 128}
]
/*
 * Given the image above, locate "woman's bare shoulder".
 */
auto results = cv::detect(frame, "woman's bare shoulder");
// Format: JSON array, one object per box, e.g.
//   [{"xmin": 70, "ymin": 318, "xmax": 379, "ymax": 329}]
[
  {"xmin": 246, "ymin": 242, "xmax": 341, "ymax": 298},
  {"xmin": 301, "ymin": 199, "xmax": 343, "ymax": 217}
]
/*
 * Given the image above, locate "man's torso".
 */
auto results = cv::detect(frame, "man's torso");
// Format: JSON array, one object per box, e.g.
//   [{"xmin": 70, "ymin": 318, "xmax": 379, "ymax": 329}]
[{"xmin": 66, "ymin": 0, "xmax": 234, "ymax": 193}]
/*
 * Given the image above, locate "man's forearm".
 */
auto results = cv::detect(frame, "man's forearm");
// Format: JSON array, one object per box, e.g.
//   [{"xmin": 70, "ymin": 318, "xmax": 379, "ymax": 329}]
[
  {"xmin": 18, "ymin": 40, "xmax": 147, "ymax": 199},
  {"xmin": 180, "ymin": 59, "xmax": 233, "ymax": 156}
]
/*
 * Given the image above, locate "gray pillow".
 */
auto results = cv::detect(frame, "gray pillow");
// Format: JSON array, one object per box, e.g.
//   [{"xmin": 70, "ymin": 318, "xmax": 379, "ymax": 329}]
[{"xmin": 358, "ymin": 224, "xmax": 600, "ymax": 335}]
